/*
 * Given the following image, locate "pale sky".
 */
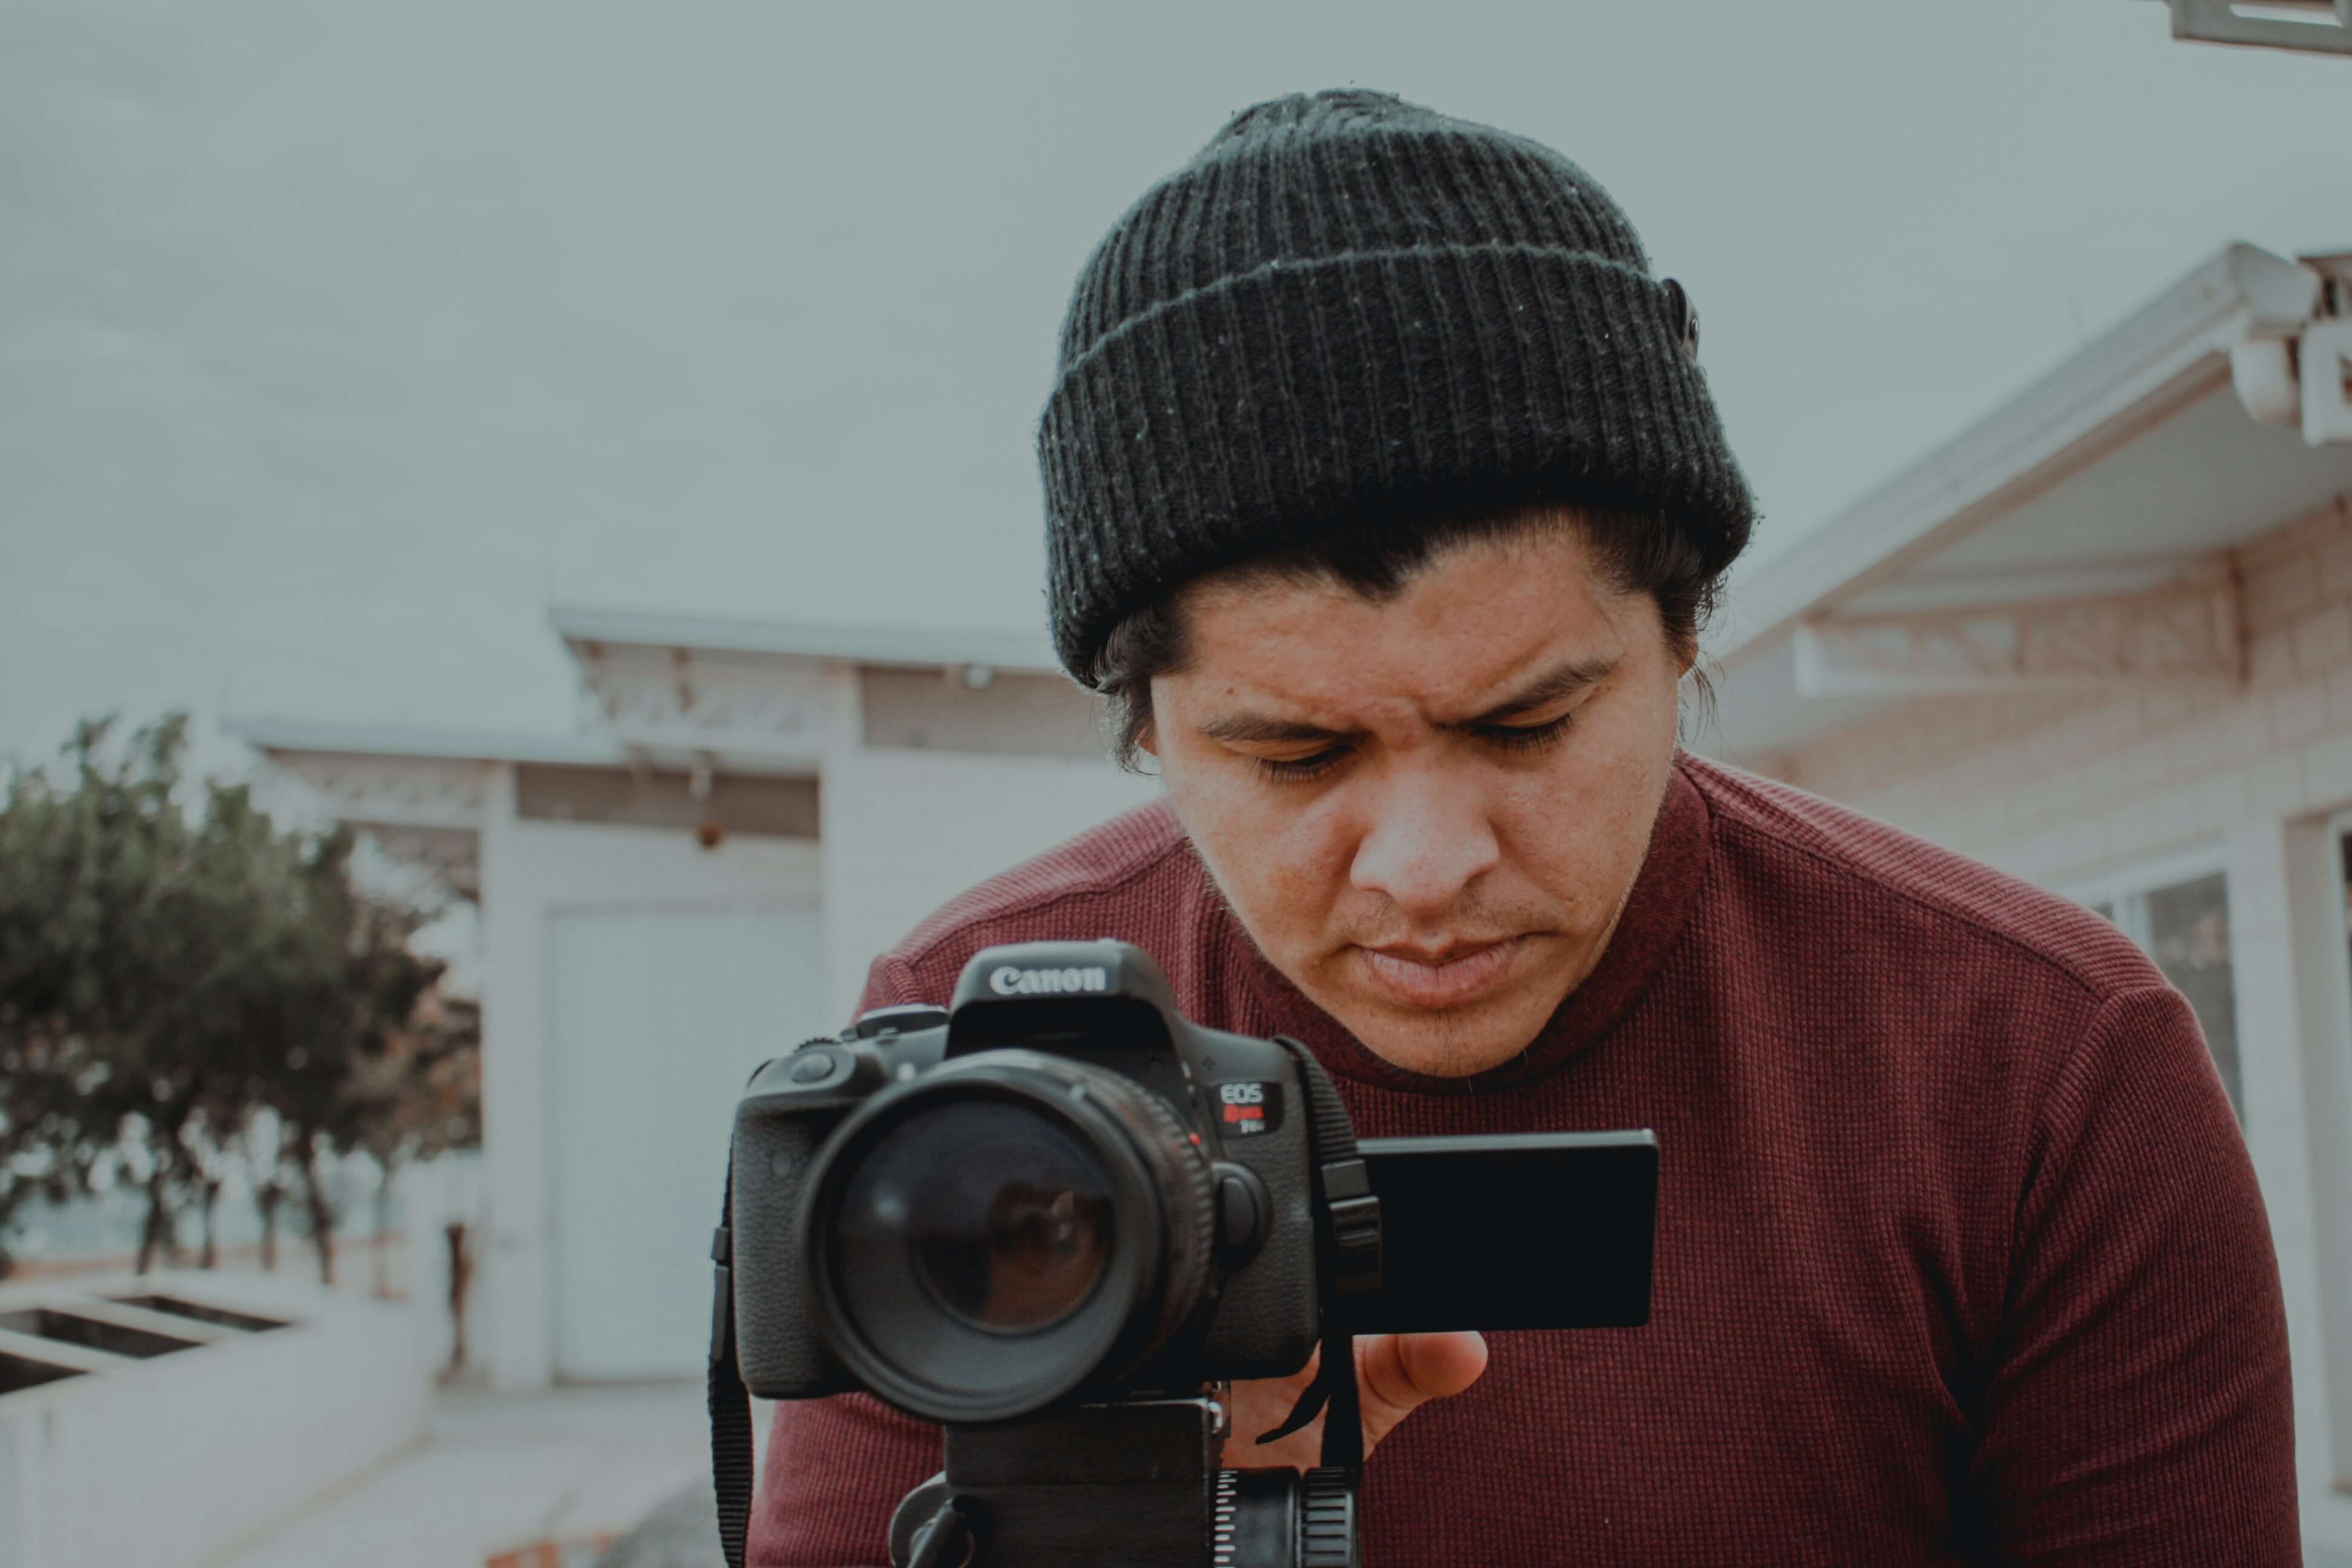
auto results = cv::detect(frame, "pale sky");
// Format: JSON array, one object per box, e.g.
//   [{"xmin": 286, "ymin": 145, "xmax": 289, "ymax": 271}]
[{"xmin": 5, "ymin": 0, "xmax": 2350, "ymax": 779}]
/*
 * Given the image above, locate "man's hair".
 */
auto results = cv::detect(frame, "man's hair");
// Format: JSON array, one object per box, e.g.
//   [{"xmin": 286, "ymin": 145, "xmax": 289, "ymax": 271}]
[{"xmin": 1090, "ymin": 501, "xmax": 1724, "ymax": 771}]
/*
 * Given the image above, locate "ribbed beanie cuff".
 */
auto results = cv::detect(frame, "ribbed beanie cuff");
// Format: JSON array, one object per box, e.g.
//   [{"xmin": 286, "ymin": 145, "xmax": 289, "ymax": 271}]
[{"xmin": 1039, "ymin": 90, "xmax": 1757, "ymax": 684}]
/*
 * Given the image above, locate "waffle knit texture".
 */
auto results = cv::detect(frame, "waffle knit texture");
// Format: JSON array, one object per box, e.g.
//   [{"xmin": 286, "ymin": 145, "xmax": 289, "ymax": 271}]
[
  {"xmin": 1038, "ymin": 89, "xmax": 1758, "ymax": 685},
  {"xmin": 748, "ymin": 755, "xmax": 2298, "ymax": 1566}
]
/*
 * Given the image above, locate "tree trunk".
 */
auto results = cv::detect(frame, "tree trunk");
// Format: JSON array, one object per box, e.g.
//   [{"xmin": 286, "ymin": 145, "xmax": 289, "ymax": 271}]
[
  {"xmin": 371, "ymin": 1163, "xmax": 396, "ymax": 1298},
  {"xmin": 0, "ymin": 1184, "xmax": 36, "ymax": 1282},
  {"xmin": 295, "ymin": 1134, "xmax": 336, "ymax": 1287},
  {"xmin": 257, "ymin": 1181, "xmax": 281, "ymax": 1272},
  {"xmin": 198, "ymin": 1177, "xmax": 221, "ymax": 1270},
  {"xmin": 443, "ymin": 1220, "xmax": 472, "ymax": 1377},
  {"xmin": 136, "ymin": 1169, "xmax": 174, "ymax": 1275}
]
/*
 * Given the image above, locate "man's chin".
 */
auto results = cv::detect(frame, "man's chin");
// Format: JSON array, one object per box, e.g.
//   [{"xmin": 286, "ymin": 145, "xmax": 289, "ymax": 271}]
[{"xmin": 1324, "ymin": 985, "xmax": 1554, "ymax": 1079}]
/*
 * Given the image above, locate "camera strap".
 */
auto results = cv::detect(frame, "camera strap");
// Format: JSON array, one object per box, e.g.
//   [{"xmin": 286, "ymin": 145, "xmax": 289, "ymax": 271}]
[
  {"xmin": 709, "ymin": 1151, "xmax": 755, "ymax": 1568},
  {"xmin": 1258, "ymin": 1039, "xmax": 1382, "ymax": 1475}
]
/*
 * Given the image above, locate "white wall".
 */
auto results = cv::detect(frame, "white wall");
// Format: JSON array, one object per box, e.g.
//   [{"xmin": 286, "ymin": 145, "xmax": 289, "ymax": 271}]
[
  {"xmin": 817, "ymin": 667, "xmax": 1165, "ymax": 1025},
  {"xmin": 546, "ymin": 903, "xmax": 823, "ymax": 1380},
  {"xmin": 1768, "ymin": 491, "xmax": 2352, "ymax": 1549},
  {"xmin": 478, "ymin": 764, "xmax": 821, "ymax": 1390},
  {"xmin": 0, "ymin": 1273, "xmax": 432, "ymax": 1568}
]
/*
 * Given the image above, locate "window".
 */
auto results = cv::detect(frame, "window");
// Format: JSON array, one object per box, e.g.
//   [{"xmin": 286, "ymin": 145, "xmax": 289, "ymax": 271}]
[
  {"xmin": 2334, "ymin": 823, "xmax": 2352, "ymax": 1086},
  {"xmin": 2076, "ymin": 857, "xmax": 2241, "ymax": 1118}
]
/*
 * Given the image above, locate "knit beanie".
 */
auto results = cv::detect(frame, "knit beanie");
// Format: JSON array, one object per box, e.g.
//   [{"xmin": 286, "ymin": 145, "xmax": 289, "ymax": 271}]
[{"xmin": 1037, "ymin": 88, "xmax": 1757, "ymax": 685}]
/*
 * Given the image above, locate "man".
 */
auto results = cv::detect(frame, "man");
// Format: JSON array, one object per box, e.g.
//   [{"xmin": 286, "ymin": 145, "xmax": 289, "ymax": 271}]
[{"xmin": 751, "ymin": 90, "xmax": 2296, "ymax": 1566}]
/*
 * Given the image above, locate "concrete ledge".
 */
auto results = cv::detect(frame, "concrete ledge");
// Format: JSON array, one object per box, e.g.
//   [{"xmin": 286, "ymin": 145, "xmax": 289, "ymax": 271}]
[{"xmin": 0, "ymin": 1271, "xmax": 434, "ymax": 1568}]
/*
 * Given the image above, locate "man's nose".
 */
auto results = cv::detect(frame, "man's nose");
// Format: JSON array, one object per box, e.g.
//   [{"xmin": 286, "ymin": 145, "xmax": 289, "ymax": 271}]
[{"xmin": 1347, "ymin": 767, "xmax": 1502, "ymax": 918}]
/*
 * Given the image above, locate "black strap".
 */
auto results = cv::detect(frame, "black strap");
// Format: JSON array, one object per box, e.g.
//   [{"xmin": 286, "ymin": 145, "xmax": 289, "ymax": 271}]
[
  {"xmin": 1258, "ymin": 1039, "xmax": 1379, "ymax": 1474},
  {"xmin": 710, "ymin": 1152, "xmax": 756, "ymax": 1568}
]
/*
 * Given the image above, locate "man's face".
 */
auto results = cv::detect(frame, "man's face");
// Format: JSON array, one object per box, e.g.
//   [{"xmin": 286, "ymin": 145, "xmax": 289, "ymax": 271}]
[{"xmin": 1143, "ymin": 525, "xmax": 1688, "ymax": 1077}]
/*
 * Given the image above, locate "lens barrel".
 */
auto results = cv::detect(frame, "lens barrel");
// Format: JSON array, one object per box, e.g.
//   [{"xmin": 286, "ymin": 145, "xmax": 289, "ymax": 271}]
[
  {"xmin": 800, "ymin": 1049, "xmax": 1217, "ymax": 1425},
  {"xmin": 1216, "ymin": 1468, "xmax": 1361, "ymax": 1568}
]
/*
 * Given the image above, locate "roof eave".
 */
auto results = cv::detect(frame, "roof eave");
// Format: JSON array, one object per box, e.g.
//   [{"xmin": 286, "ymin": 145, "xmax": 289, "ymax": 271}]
[
  {"xmin": 223, "ymin": 717, "xmax": 820, "ymax": 777},
  {"xmin": 546, "ymin": 604, "xmax": 1065, "ymax": 676},
  {"xmin": 225, "ymin": 717, "xmax": 634, "ymax": 768},
  {"xmin": 1714, "ymin": 242, "xmax": 2321, "ymax": 667}
]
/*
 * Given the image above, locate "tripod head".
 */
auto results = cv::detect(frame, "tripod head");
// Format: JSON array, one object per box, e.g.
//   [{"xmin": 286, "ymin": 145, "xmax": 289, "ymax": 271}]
[{"xmin": 890, "ymin": 1396, "xmax": 1358, "ymax": 1568}]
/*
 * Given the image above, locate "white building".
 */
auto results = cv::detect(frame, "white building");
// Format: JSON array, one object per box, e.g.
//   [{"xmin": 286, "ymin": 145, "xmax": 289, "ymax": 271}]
[
  {"xmin": 240, "ymin": 235, "xmax": 2352, "ymax": 1546},
  {"xmin": 235, "ymin": 612, "xmax": 1155, "ymax": 1390},
  {"xmin": 1710, "ymin": 241, "xmax": 2352, "ymax": 1548}
]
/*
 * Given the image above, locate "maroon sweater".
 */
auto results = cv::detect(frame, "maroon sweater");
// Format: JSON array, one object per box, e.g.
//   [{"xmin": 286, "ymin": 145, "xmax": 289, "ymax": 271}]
[{"xmin": 750, "ymin": 754, "xmax": 2298, "ymax": 1566}]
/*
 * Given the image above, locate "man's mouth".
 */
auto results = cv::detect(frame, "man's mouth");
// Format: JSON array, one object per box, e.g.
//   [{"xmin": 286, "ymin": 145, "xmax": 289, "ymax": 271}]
[{"xmin": 1355, "ymin": 936, "xmax": 1527, "ymax": 1010}]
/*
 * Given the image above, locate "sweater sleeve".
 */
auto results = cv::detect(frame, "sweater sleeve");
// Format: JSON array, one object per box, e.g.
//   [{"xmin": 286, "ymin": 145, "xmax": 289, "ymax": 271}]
[
  {"xmin": 1968, "ymin": 983, "xmax": 2299, "ymax": 1564},
  {"xmin": 748, "ymin": 950, "xmax": 949, "ymax": 1568},
  {"xmin": 748, "ymin": 1390, "xmax": 943, "ymax": 1567}
]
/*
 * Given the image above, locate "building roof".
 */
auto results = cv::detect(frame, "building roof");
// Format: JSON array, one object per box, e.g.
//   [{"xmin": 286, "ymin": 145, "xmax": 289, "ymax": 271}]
[
  {"xmin": 226, "ymin": 717, "xmax": 639, "ymax": 769},
  {"xmin": 230, "ymin": 713, "xmax": 822, "ymax": 777},
  {"xmin": 547, "ymin": 604, "xmax": 1063, "ymax": 675},
  {"xmin": 1705, "ymin": 242, "xmax": 2352, "ymax": 765}
]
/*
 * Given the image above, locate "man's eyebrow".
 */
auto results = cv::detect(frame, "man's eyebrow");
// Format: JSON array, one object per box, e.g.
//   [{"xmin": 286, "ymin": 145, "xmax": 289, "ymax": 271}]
[
  {"xmin": 1194, "ymin": 713, "xmax": 1356, "ymax": 746},
  {"xmin": 1449, "ymin": 655, "xmax": 1618, "ymax": 727},
  {"xmin": 1192, "ymin": 655, "xmax": 1618, "ymax": 746}
]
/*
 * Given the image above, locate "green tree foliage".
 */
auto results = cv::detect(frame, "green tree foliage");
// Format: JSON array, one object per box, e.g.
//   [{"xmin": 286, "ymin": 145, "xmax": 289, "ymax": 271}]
[{"xmin": 0, "ymin": 714, "xmax": 474, "ymax": 1279}]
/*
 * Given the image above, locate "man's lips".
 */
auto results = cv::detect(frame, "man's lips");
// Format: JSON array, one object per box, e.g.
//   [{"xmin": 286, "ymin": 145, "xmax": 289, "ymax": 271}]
[{"xmin": 1355, "ymin": 936, "xmax": 1529, "ymax": 1009}]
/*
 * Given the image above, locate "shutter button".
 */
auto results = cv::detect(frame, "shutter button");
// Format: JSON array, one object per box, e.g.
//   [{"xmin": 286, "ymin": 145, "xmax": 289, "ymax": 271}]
[{"xmin": 789, "ymin": 1051, "xmax": 838, "ymax": 1085}]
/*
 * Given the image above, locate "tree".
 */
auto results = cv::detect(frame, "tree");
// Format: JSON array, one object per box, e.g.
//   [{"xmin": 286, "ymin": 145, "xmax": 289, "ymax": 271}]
[
  {"xmin": 0, "ymin": 750, "xmax": 106, "ymax": 1268},
  {"xmin": 0, "ymin": 715, "xmax": 456, "ymax": 1282},
  {"xmin": 0, "ymin": 716, "xmax": 220, "ymax": 1272},
  {"xmin": 250, "ymin": 829, "xmax": 449, "ymax": 1286},
  {"xmin": 30, "ymin": 718, "xmax": 327, "ymax": 1274}
]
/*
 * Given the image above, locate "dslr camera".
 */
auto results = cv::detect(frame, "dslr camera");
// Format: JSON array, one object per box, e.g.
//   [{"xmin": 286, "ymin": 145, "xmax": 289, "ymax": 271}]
[
  {"xmin": 731, "ymin": 938, "xmax": 1352, "ymax": 1417},
  {"xmin": 710, "ymin": 938, "xmax": 1657, "ymax": 1568}
]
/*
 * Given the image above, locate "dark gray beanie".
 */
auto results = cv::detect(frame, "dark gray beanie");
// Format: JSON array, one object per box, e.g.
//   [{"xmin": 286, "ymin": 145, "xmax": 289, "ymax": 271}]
[{"xmin": 1037, "ymin": 88, "xmax": 1757, "ymax": 685}]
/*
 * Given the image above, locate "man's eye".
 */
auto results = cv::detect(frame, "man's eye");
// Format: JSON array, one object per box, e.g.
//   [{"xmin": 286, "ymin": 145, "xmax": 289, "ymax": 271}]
[
  {"xmin": 1476, "ymin": 712, "xmax": 1576, "ymax": 752},
  {"xmin": 1252, "ymin": 747, "xmax": 1349, "ymax": 782}
]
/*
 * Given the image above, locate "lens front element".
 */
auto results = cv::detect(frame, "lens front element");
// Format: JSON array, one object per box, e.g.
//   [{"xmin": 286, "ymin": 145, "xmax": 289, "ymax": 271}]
[
  {"xmin": 844, "ymin": 1100, "xmax": 1116, "ymax": 1335},
  {"xmin": 802, "ymin": 1051, "xmax": 1215, "ymax": 1425}
]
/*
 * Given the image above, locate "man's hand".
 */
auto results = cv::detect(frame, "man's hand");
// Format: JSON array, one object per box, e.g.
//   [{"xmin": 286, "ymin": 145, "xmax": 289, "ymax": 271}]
[{"xmin": 1220, "ymin": 1331, "xmax": 1488, "ymax": 1472}]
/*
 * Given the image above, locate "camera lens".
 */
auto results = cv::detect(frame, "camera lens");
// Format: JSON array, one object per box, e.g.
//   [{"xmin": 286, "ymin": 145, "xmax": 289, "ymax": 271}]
[
  {"xmin": 800, "ymin": 1051, "xmax": 1215, "ymax": 1425},
  {"xmin": 844, "ymin": 1100, "xmax": 1115, "ymax": 1334}
]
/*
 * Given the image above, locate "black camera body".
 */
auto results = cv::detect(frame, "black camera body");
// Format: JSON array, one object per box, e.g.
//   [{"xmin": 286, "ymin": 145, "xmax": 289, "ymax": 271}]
[
  {"xmin": 714, "ymin": 935, "xmax": 1661, "ymax": 1566},
  {"xmin": 730, "ymin": 939, "xmax": 1338, "ymax": 1425}
]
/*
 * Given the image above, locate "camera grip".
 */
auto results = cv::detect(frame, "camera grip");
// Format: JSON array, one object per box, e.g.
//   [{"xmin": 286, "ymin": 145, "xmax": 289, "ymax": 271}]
[{"xmin": 730, "ymin": 1109, "xmax": 849, "ymax": 1397}]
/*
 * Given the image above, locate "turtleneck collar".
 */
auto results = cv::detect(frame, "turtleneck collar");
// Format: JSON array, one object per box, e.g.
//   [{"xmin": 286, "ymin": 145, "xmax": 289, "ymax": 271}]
[{"xmin": 1224, "ymin": 754, "xmax": 1714, "ymax": 1095}]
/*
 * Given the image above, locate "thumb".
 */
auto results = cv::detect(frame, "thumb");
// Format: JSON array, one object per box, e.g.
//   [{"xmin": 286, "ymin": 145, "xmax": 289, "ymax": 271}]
[{"xmin": 1354, "ymin": 1330, "xmax": 1489, "ymax": 1449}]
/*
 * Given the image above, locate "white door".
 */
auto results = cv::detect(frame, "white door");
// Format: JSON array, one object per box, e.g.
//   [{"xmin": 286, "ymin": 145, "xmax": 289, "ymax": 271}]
[{"xmin": 547, "ymin": 902, "xmax": 824, "ymax": 1380}]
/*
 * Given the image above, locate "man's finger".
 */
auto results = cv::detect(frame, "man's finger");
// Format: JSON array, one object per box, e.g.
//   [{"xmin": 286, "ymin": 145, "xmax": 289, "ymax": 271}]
[{"xmin": 1354, "ymin": 1330, "xmax": 1488, "ymax": 1422}]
